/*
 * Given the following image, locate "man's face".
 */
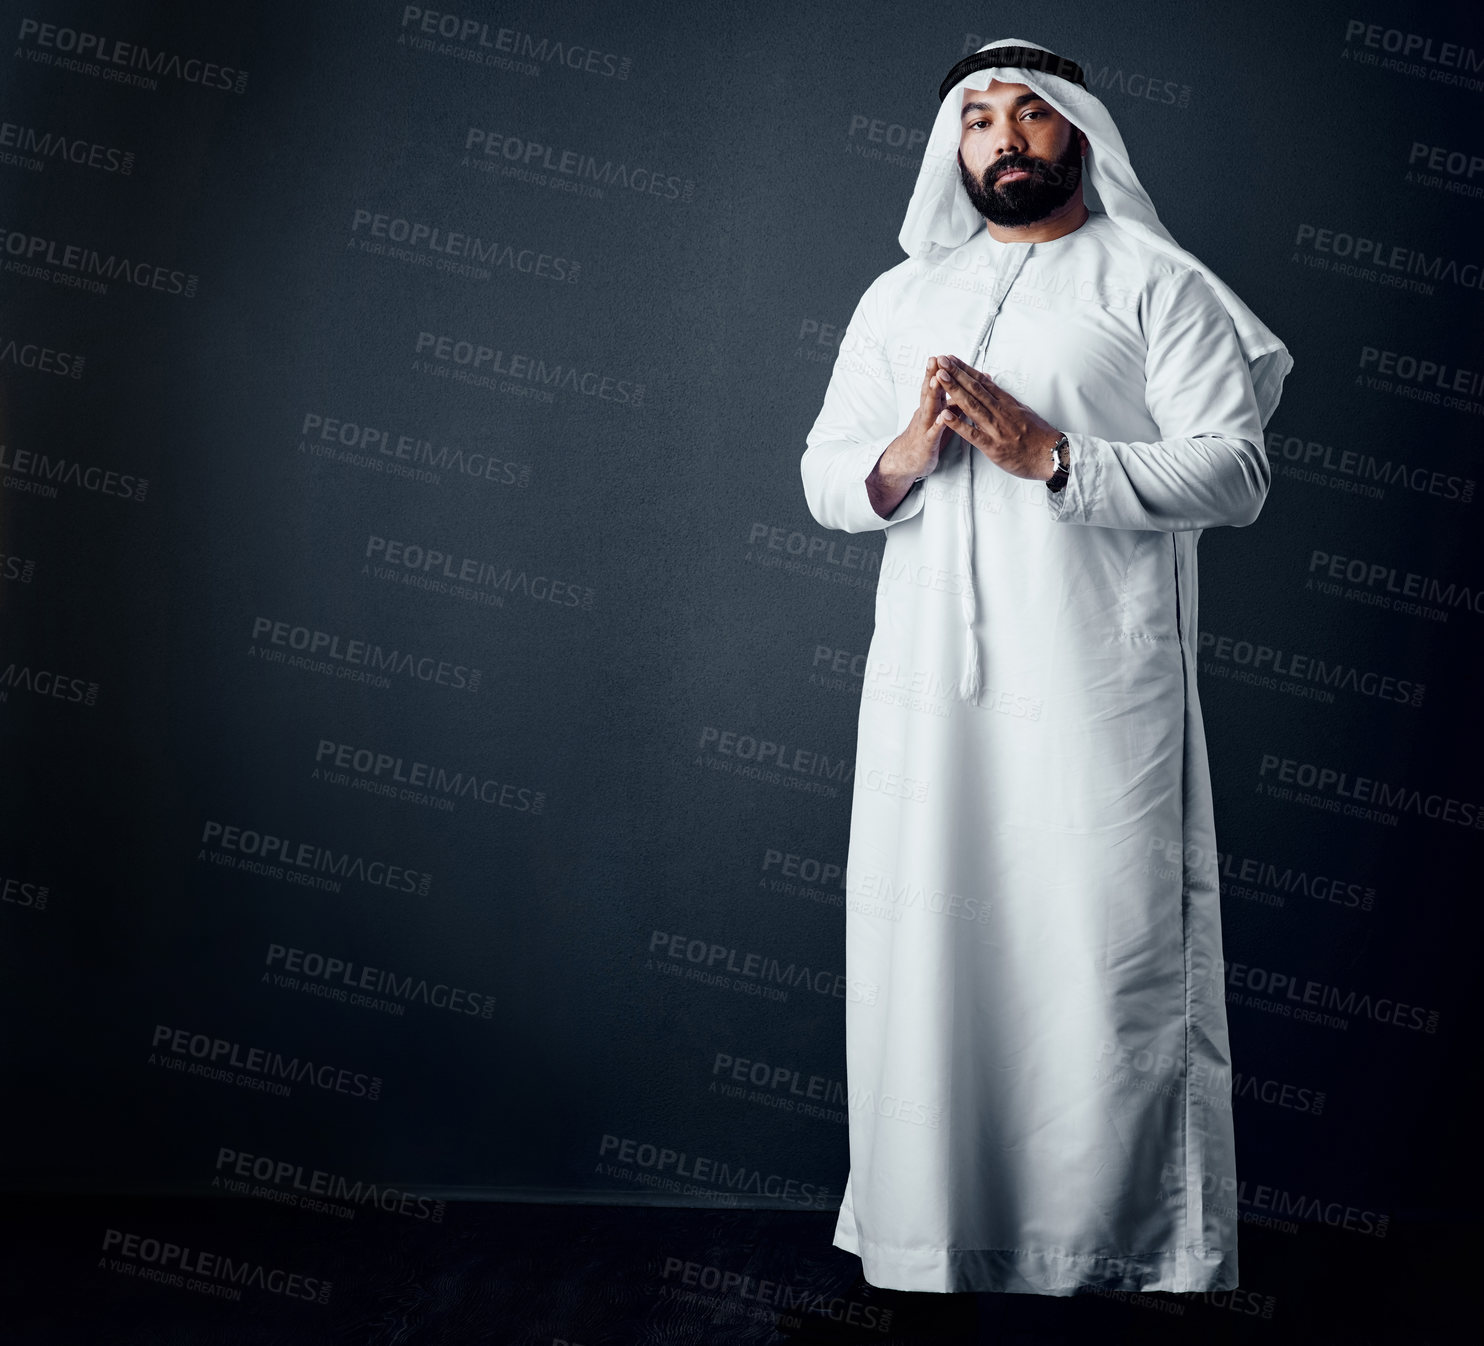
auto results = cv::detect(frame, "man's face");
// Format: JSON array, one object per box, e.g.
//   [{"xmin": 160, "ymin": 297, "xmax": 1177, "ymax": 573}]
[{"xmin": 956, "ymin": 80, "xmax": 1085, "ymax": 227}]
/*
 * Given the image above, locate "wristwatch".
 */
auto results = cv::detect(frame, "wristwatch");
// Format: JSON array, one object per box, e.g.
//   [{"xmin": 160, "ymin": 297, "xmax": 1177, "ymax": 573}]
[{"xmin": 1047, "ymin": 433, "xmax": 1070, "ymax": 493}]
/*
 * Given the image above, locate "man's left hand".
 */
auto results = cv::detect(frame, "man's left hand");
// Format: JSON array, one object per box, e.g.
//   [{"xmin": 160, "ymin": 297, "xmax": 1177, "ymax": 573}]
[{"xmin": 933, "ymin": 355, "xmax": 1062, "ymax": 482}]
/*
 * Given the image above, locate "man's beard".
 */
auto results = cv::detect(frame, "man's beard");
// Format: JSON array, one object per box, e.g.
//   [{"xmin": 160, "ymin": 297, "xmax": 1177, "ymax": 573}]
[{"xmin": 958, "ymin": 132, "xmax": 1083, "ymax": 227}]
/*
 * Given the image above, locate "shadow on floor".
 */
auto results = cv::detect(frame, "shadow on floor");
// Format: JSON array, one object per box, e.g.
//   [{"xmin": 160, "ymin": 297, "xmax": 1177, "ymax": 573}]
[{"xmin": 0, "ymin": 1193, "xmax": 1470, "ymax": 1344}]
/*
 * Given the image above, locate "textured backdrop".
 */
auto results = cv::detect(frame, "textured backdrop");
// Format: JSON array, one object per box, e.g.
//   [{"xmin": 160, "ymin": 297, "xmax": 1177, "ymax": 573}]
[{"xmin": 1, "ymin": 0, "xmax": 1479, "ymax": 1261}]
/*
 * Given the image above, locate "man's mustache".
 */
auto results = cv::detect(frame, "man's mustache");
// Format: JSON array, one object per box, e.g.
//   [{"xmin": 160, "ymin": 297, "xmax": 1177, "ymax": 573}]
[
  {"xmin": 982, "ymin": 154, "xmax": 1076, "ymax": 188},
  {"xmin": 990, "ymin": 155, "xmax": 1041, "ymax": 181}
]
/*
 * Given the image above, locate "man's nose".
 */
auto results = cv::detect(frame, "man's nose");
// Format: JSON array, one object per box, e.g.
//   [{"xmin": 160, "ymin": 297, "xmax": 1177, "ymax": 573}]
[{"xmin": 990, "ymin": 127, "xmax": 1029, "ymax": 160}]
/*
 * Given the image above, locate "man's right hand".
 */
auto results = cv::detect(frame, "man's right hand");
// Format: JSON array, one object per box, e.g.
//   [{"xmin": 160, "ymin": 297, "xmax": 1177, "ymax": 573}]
[{"xmin": 866, "ymin": 356, "xmax": 954, "ymax": 518}]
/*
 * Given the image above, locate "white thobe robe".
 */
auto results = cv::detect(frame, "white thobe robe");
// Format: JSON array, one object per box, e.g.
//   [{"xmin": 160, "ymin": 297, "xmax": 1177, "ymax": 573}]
[{"xmin": 801, "ymin": 208, "xmax": 1267, "ymax": 1296}]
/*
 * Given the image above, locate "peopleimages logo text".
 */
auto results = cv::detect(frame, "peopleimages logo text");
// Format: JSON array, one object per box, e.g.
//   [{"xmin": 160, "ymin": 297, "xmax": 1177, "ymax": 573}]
[
  {"xmin": 1308, "ymin": 550, "xmax": 1483, "ymax": 617},
  {"xmin": 0, "ymin": 226, "xmax": 196, "ymax": 295},
  {"xmin": 1259, "ymin": 754, "xmax": 1482, "ymax": 830},
  {"xmin": 414, "ymin": 332, "xmax": 643, "ymax": 405},
  {"xmin": 151, "ymin": 1024, "xmax": 382, "ymax": 1099},
  {"xmin": 15, "ymin": 19, "xmax": 250, "ymax": 92},
  {"xmin": 1293, "ymin": 223, "xmax": 1484, "ymax": 295},
  {"xmin": 201, "ymin": 820, "xmax": 433, "ymax": 896},
  {"xmin": 398, "ymin": 7, "xmax": 632, "ymax": 79},
  {"xmin": 250, "ymin": 617, "xmax": 480, "ymax": 692}
]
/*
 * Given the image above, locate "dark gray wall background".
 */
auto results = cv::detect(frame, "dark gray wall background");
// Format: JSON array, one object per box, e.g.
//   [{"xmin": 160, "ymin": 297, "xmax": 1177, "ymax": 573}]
[{"xmin": 2, "ymin": 0, "xmax": 1480, "ymax": 1248}]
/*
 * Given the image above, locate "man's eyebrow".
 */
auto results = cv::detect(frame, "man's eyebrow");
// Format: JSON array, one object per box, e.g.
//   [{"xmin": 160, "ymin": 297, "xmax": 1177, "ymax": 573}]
[{"xmin": 961, "ymin": 93, "xmax": 1049, "ymax": 120}]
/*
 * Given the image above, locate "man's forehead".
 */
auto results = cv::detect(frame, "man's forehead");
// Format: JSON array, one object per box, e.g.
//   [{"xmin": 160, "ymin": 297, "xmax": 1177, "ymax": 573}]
[{"xmin": 959, "ymin": 80, "xmax": 1045, "ymax": 114}]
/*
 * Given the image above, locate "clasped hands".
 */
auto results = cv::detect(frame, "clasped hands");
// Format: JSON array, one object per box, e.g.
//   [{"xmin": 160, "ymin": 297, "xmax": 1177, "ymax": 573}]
[{"xmin": 877, "ymin": 354, "xmax": 1063, "ymax": 488}]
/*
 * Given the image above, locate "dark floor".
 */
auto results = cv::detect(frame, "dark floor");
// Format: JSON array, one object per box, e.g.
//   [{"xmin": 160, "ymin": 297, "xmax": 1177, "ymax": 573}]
[{"xmin": 0, "ymin": 1193, "xmax": 1473, "ymax": 1344}]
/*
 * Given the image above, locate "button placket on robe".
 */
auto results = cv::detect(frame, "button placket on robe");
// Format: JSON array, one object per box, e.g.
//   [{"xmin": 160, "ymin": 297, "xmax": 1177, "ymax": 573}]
[{"xmin": 957, "ymin": 240, "xmax": 1034, "ymax": 703}]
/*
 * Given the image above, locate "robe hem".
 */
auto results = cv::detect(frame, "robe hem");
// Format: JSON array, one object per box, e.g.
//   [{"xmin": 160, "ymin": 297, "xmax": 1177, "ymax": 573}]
[{"xmin": 833, "ymin": 1225, "xmax": 1237, "ymax": 1296}]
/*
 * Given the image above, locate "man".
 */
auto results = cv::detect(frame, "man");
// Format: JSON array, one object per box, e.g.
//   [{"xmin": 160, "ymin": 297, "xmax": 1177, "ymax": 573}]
[{"xmin": 800, "ymin": 39, "xmax": 1291, "ymax": 1298}]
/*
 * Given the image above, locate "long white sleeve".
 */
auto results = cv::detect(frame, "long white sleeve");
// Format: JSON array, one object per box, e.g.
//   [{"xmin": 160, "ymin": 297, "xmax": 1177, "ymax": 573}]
[
  {"xmin": 1048, "ymin": 266, "xmax": 1270, "ymax": 532},
  {"xmin": 801, "ymin": 278, "xmax": 928, "ymax": 534}
]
